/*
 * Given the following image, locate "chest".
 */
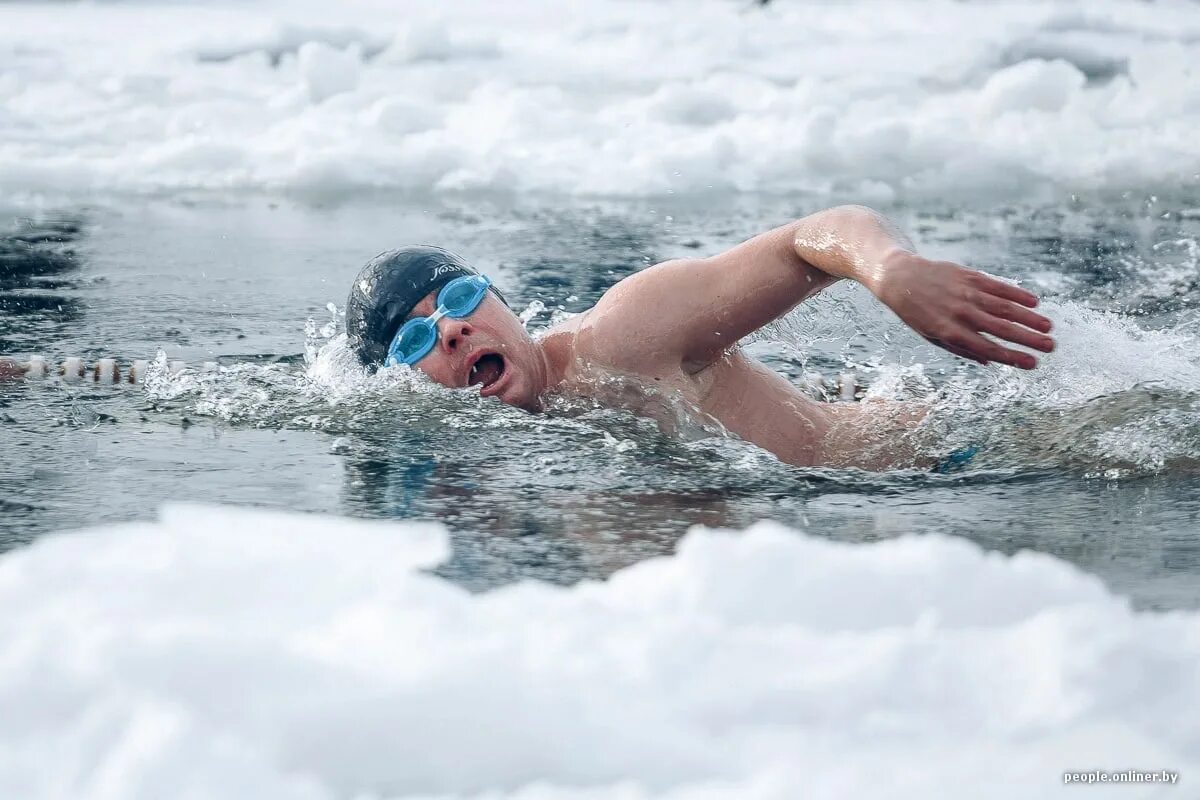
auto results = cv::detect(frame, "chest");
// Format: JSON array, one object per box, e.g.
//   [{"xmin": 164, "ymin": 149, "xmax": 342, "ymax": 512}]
[{"xmin": 559, "ymin": 346, "xmax": 831, "ymax": 464}]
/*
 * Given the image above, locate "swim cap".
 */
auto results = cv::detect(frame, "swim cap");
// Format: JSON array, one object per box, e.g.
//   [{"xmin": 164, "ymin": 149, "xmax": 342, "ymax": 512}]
[{"xmin": 345, "ymin": 245, "xmax": 507, "ymax": 368}]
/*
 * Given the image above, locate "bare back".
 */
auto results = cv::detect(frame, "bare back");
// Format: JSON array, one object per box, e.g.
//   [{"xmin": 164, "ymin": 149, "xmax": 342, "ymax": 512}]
[{"xmin": 541, "ymin": 301, "xmax": 927, "ymax": 470}]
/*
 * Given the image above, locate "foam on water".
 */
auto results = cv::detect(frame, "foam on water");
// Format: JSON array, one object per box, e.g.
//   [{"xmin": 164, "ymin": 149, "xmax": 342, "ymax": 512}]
[
  {"xmin": 917, "ymin": 300, "xmax": 1200, "ymax": 472},
  {"xmin": 0, "ymin": 504, "xmax": 1197, "ymax": 798},
  {"xmin": 1, "ymin": 0, "xmax": 1198, "ymax": 204}
]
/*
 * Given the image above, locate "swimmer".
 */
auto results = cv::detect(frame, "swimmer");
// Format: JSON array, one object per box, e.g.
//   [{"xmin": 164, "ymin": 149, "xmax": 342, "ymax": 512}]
[{"xmin": 345, "ymin": 206, "xmax": 1055, "ymax": 470}]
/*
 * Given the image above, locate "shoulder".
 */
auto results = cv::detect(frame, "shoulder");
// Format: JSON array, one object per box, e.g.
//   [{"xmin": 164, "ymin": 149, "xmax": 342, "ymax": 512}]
[
  {"xmin": 569, "ymin": 260, "xmax": 703, "ymax": 373},
  {"xmin": 604, "ymin": 258, "xmax": 704, "ymax": 299},
  {"xmin": 591, "ymin": 258, "xmax": 705, "ymax": 330}
]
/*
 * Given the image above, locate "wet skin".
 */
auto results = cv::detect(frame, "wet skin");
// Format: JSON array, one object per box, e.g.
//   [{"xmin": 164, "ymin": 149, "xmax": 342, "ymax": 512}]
[{"xmin": 401, "ymin": 205, "xmax": 1056, "ymax": 470}]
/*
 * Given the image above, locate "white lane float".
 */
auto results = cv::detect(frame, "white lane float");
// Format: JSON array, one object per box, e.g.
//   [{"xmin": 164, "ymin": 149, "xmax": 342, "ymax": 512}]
[
  {"xmin": 0, "ymin": 356, "xmax": 864, "ymax": 399},
  {"xmin": 0, "ymin": 356, "xmax": 217, "ymax": 384}
]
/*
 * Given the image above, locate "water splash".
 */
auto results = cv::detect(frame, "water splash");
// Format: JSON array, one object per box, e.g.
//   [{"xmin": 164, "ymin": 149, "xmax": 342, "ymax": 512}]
[
  {"xmin": 136, "ymin": 284, "xmax": 1200, "ymax": 478},
  {"xmin": 517, "ymin": 299, "xmax": 545, "ymax": 329}
]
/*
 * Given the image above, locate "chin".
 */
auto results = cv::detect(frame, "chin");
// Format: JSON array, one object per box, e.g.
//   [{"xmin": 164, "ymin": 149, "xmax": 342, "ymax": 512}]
[
  {"xmin": 517, "ymin": 396, "xmax": 543, "ymax": 412},
  {"xmin": 504, "ymin": 384, "xmax": 537, "ymax": 412},
  {"xmin": 489, "ymin": 354, "xmax": 535, "ymax": 411},
  {"xmin": 504, "ymin": 378, "xmax": 541, "ymax": 412}
]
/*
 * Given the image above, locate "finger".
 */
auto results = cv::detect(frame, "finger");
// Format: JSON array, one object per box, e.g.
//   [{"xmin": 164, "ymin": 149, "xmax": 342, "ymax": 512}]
[
  {"xmin": 945, "ymin": 344, "xmax": 988, "ymax": 365},
  {"xmin": 950, "ymin": 330, "xmax": 1038, "ymax": 369},
  {"xmin": 977, "ymin": 293, "xmax": 1053, "ymax": 333},
  {"xmin": 968, "ymin": 309, "xmax": 1055, "ymax": 352},
  {"xmin": 972, "ymin": 274, "xmax": 1040, "ymax": 307},
  {"xmin": 927, "ymin": 336, "xmax": 988, "ymax": 365}
]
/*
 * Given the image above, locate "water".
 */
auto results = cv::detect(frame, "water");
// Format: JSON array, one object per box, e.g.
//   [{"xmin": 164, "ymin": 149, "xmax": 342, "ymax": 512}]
[
  {"xmin": 5, "ymin": 1, "xmax": 1200, "ymax": 791},
  {"xmin": 3, "ymin": 195, "xmax": 1198, "ymax": 609}
]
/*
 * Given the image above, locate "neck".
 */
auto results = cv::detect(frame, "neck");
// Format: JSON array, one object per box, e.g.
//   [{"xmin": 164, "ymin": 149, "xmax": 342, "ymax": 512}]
[{"xmin": 532, "ymin": 329, "xmax": 573, "ymax": 403}]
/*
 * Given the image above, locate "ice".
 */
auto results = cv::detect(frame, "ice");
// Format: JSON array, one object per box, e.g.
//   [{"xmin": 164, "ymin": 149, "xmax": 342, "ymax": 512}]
[
  {"xmin": 977, "ymin": 59, "xmax": 1087, "ymax": 116},
  {"xmin": 1, "ymin": 0, "xmax": 1198, "ymax": 203},
  {"xmin": 0, "ymin": 504, "xmax": 1197, "ymax": 798},
  {"xmin": 297, "ymin": 41, "xmax": 362, "ymax": 103}
]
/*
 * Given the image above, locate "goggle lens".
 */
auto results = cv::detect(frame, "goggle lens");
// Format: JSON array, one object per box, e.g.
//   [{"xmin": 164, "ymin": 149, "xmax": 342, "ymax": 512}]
[
  {"xmin": 439, "ymin": 277, "xmax": 488, "ymax": 316},
  {"xmin": 386, "ymin": 274, "xmax": 493, "ymax": 367},
  {"xmin": 394, "ymin": 321, "xmax": 435, "ymax": 361}
]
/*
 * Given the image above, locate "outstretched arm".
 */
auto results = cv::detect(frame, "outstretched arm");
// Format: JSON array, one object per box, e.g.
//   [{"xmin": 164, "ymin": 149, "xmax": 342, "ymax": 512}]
[
  {"xmin": 597, "ymin": 205, "xmax": 1054, "ymax": 371},
  {"xmin": 791, "ymin": 206, "xmax": 1054, "ymax": 368}
]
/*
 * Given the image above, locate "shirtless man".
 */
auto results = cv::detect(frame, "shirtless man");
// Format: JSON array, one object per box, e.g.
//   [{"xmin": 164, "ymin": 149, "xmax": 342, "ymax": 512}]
[{"xmin": 345, "ymin": 205, "xmax": 1055, "ymax": 470}]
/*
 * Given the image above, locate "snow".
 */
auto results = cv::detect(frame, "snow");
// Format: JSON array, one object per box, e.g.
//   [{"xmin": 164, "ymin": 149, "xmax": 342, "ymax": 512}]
[
  {"xmin": 0, "ymin": 504, "xmax": 1197, "ymax": 798},
  {"xmin": 1, "ymin": 0, "xmax": 1198, "ymax": 203}
]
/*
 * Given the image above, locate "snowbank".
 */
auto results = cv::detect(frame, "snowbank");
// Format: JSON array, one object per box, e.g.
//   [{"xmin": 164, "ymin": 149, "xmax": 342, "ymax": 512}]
[
  {"xmin": 1, "ymin": 0, "xmax": 1198, "ymax": 202},
  {"xmin": 0, "ymin": 505, "xmax": 1196, "ymax": 799}
]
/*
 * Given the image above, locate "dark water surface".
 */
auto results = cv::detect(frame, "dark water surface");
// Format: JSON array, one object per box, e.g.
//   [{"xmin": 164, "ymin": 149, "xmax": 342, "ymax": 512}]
[{"xmin": 1, "ymin": 196, "xmax": 1198, "ymax": 609}]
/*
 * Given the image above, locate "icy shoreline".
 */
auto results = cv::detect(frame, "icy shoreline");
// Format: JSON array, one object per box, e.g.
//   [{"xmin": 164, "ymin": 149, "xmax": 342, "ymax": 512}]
[
  {"xmin": 2, "ymin": 0, "xmax": 1198, "ymax": 204},
  {"xmin": 0, "ymin": 504, "xmax": 1196, "ymax": 798}
]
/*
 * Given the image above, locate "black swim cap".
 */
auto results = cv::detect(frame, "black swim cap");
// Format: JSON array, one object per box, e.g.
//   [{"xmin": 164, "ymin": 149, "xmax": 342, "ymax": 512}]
[{"xmin": 345, "ymin": 245, "xmax": 507, "ymax": 368}]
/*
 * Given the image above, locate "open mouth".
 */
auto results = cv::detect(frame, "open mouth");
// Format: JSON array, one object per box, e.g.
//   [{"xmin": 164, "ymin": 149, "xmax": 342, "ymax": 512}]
[{"xmin": 468, "ymin": 352, "xmax": 506, "ymax": 390}]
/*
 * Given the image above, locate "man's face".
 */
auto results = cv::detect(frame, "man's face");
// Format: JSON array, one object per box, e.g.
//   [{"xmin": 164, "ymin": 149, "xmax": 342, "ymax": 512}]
[{"xmin": 402, "ymin": 289, "xmax": 545, "ymax": 410}]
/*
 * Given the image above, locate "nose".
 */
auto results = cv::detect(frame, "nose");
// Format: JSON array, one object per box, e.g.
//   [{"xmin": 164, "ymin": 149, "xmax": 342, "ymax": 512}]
[{"xmin": 438, "ymin": 318, "xmax": 472, "ymax": 354}]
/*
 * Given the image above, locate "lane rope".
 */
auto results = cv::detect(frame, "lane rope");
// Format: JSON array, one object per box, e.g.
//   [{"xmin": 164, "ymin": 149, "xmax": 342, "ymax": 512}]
[
  {"xmin": 1, "ymin": 356, "xmax": 214, "ymax": 384},
  {"xmin": 0, "ymin": 357, "xmax": 865, "ymax": 399}
]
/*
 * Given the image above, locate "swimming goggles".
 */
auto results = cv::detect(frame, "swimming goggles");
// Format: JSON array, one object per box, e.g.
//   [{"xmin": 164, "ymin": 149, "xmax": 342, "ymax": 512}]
[{"xmin": 386, "ymin": 274, "xmax": 493, "ymax": 366}]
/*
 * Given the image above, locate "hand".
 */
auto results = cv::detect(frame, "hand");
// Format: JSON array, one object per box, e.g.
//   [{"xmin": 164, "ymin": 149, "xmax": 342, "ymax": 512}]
[{"xmin": 873, "ymin": 251, "xmax": 1054, "ymax": 369}]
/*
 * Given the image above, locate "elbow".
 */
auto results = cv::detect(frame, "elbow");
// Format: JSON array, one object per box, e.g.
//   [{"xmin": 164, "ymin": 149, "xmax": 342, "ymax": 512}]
[{"xmin": 796, "ymin": 204, "xmax": 883, "ymax": 230}]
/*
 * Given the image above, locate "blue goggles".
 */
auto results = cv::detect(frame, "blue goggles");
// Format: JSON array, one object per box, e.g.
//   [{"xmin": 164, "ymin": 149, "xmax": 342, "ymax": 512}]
[{"xmin": 386, "ymin": 274, "xmax": 493, "ymax": 367}]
